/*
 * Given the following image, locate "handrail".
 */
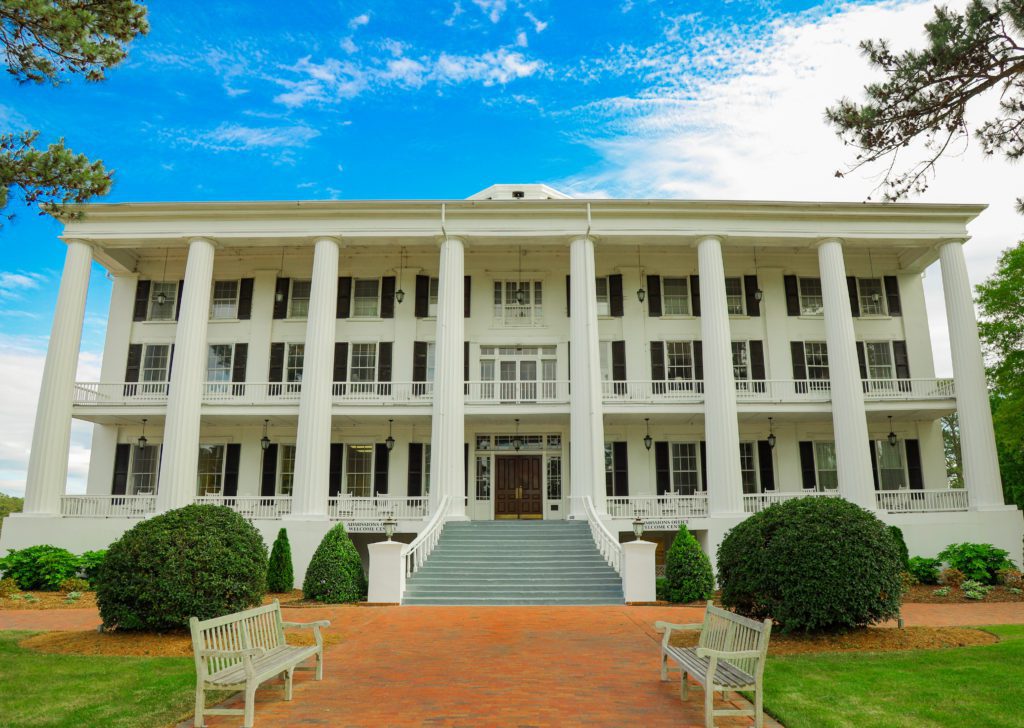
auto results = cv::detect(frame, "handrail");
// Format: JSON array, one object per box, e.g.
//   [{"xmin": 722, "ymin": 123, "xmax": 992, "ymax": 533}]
[
  {"xmin": 402, "ymin": 495, "xmax": 451, "ymax": 577},
  {"xmin": 582, "ymin": 496, "xmax": 623, "ymax": 574}
]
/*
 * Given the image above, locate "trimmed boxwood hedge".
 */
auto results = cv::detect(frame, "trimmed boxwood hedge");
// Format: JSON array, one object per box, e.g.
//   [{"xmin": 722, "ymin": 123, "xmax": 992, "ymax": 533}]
[
  {"xmin": 95, "ymin": 505, "xmax": 268, "ymax": 631},
  {"xmin": 717, "ymin": 497, "xmax": 904, "ymax": 632},
  {"xmin": 267, "ymin": 528, "xmax": 294, "ymax": 593},
  {"xmin": 663, "ymin": 524, "xmax": 714, "ymax": 603},
  {"xmin": 302, "ymin": 523, "xmax": 366, "ymax": 603},
  {"xmin": 0, "ymin": 545, "xmax": 81, "ymax": 591}
]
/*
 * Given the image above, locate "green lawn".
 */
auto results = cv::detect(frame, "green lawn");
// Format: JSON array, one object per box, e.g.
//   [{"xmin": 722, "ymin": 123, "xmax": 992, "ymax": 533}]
[
  {"xmin": 0, "ymin": 631, "xmax": 198, "ymax": 728},
  {"xmin": 762, "ymin": 625, "xmax": 1024, "ymax": 728}
]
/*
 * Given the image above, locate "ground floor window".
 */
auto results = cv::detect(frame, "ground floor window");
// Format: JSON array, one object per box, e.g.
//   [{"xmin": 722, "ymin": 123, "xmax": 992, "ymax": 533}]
[
  {"xmin": 814, "ymin": 442, "xmax": 839, "ymax": 491},
  {"xmin": 279, "ymin": 444, "xmax": 296, "ymax": 496},
  {"xmin": 546, "ymin": 456, "xmax": 562, "ymax": 500},
  {"xmin": 873, "ymin": 440, "xmax": 906, "ymax": 490},
  {"xmin": 130, "ymin": 444, "xmax": 160, "ymax": 495},
  {"xmin": 475, "ymin": 455, "xmax": 491, "ymax": 499},
  {"xmin": 670, "ymin": 442, "xmax": 702, "ymax": 495},
  {"xmin": 345, "ymin": 444, "xmax": 374, "ymax": 497},
  {"xmin": 739, "ymin": 442, "xmax": 758, "ymax": 494},
  {"xmin": 197, "ymin": 444, "xmax": 225, "ymax": 496}
]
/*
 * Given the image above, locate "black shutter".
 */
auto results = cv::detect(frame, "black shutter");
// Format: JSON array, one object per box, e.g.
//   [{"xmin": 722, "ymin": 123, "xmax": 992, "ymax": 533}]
[
  {"xmin": 609, "ymin": 274, "xmax": 624, "ymax": 317},
  {"xmin": 699, "ymin": 441, "xmax": 708, "ymax": 490},
  {"xmin": 414, "ymin": 275, "xmax": 429, "ymax": 318},
  {"xmin": 884, "ymin": 276, "xmax": 902, "ymax": 315},
  {"xmin": 847, "ymin": 277, "xmax": 861, "ymax": 317},
  {"xmin": 790, "ymin": 341, "xmax": 806, "ymax": 380},
  {"xmin": 655, "ymin": 442, "xmax": 670, "ymax": 495},
  {"xmin": 647, "ymin": 275, "xmax": 662, "ymax": 317},
  {"xmin": 268, "ymin": 343, "xmax": 285, "ymax": 383},
  {"xmin": 273, "ymin": 278, "xmax": 290, "ymax": 319},
  {"xmin": 112, "ymin": 444, "xmax": 131, "ymax": 495},
  {"xmin": 693, "ymin": 341, "xmax": 704, "ymax": 383},
  {"xmin": 237, "ymin": 278, "xmax": 254, "ymax": 320},
  {"xmin": 167, "ymin": 345, "xmax": 174, "ymax": 379},
  {"xmin": 749, "ymin": 340, "xmax": 766, "ymax": 380},
  {"xmin": 757, "ymin": 441, "xmax": 775, "ymax": 491},
  {"xmin": 464, "ymin": 341, "xmax": 470, "ymax": 385},
  {"xmin": 905, "ymin": 439, "xmax": 924, "ymax": 490},
  {"xmin": 175, "ymin": 279, "xmax": 184, "ymax": 320},
  {"xmin": 337, "ymin": 276, "xmax": 352, "ymax": 318},
  {"xmin": 380, "ymin": 276, "xmax": 396, "ymax": 319},
  {"xmin": 261, "ymin": 444, "xmax": 278, "ymax": 497},
  {"xmin": 690, "ymin": 275, "xmax": 701, "ymax": 316},
  {"xmin": 333, "ymin": 342, "xmax": 348, "ymax": 383},
  {"xmin": 412, "ymin": 341, "xmax": 428, "ymax": 382},
  {"xmin": 799, "ymin": 441, "xmax": 817, "ymax": 489},
  {"xmin": 611, "ymin": 340, "xmax": 627, "ymax": 390},
  {"xmin": 464, "ymin": 276, "xmax": 471, "ymax": 318},
  {"xmin": 856, "ymin": 342, "xmax": 867, "ymax": 380},
  {"xmin": 612, "ymin": 441, "xmax": 629, "ymax": 496},
  {"xmin": 869, "ymin": 442, "xmax": 880, "ymax": 490},
  {"xmin": 744, "ymin": 275, "xmax": 760, "ymax": 316},
  {"xmin": 125, "ymin": 344, "xmax": 142, "ymax": 383},
  {"xmin": 650, "ymin": 341, "xmax": 666, "ymax": 386},
  {"xmin": 231, "ymin": 344, "xmax": 248, "ymax": 396},
  {"xmin": 565, "ymin": 275, "xmax": 570, "ymax": 316},
  {"xmin": 223, "ymin": 443, "xmax": 241, "ymax": 497},
  {"xmin": 407, "ymin": 442, "xmax": 424, "ymax": 497},
  {"xmin": 893, "ymin": 340, "xmax": 910, "ymax": 379},
  {"xmin": 784, "ymin": 275, "xmax": 800, "ymax": 316},
  {"xmin": 374, "ymin": 443, "xmax": 390, "ymax": 495},
  {"xmin": 377, "ymin": 342, "xmax": 392, "ymax": 396},
  {"xmin": 465, "ymin": 442, "xmax": 469, "ymax": 498},
  {"xmin": 133, "ymin": 280, "xmax": 151, "ymax": 321},
  {"xmin": 329, "ymin": 444, "xmax": 344, "ymax": 497}
]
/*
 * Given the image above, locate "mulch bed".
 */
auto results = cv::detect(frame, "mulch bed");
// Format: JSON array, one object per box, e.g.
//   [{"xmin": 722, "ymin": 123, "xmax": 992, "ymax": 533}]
[
  {"xmin": 903, "ymin": 584, "xmax": 1024, "ymax": 604},
  {"xmin": 668, "ymin": 626, "xmax": 998, "ymax": 655},
  {"xmin": 0, "ymin": 592, "xmax": 98, "ymax": 611}
]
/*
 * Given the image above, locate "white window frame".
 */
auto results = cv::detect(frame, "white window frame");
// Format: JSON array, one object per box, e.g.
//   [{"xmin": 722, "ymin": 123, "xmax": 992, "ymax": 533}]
[
  {"xmin": 873, "ymin": 440, "xmax": 908, "ymax": 491},
  {"xmin": 206, "ymin": 344, "xmax": 233, "ymax": 393},
  {"xmin": 724, "ymin": 277, "xmax": 745, "ymax": 315},
  {"xmin": 493, "ymin": 280, "xmax": 544, "ymax": 325},
  {"xmin": 739, "ymin": 441, "xmax": 759, "ymax": 494},
  {"xmin": 129, "ymin": 444, "xmax": 161, "ymax": 495},
  {"xmin": 196, "ymin": 444, "xmax": 226, "ymax": 496},
  {"xmin": 599, "ymin": 341, "xmax": 613, "ymax": 383},
  {"xmin": 349, "ymin": 342, "xmax": 378, "ymax": 392},
  {"xmin": 148, "ymin": 282, "xmax": 178, "ymax": 321},
  {"xmin": 478, "ymin": 345, "xmax": 557, "ymax": 400},
  {"xmin": 812, "ymin": 442, "xmax": 839, "ymax": 492},
  {"xmin": 669, "ymin": 442, "xmax": 703, "ymax": 495},
  {"xmin": 210, "ymin": 280, "xmax": 240, "ymax": 320},
  {"xmin": 288, "ymin": 279, "xmax": 312, "ymax": 319},
  {"xmin": 595, "ymin": 277, "xmax": 610, "ymax": 317},
  {"xmin": 428, "ymin": 277, "xmax": 439, "ymax": 318},
  {"xmin": 857, "ymin": 277, "xmax": 886, "ymax": 316},
  {"xmin": 664, "ymin": 341, "xmax": 696, "ymax": 383},
  {"xmin": 286, "ymin": 343, "xmax": 305, "ymax": 392},
  {"xmin": 344, "ymin": 444, "xmax": 374, "ymax": 497},
  {"xmin": 864, "ymin": 341, "xmax": 895, "ymax": 381},
  {"xmin": 141, "ymin": 344, "xmax": 171, "ymax": 392},
  {"xmin": 662, "ymin": 277, "xmax": 691, "ymax": 316},
  {"xmin": 731, "ymin": 341, "xmax": 750, "ymax": 381},
  {"xmin": 803, "ymin": 341, "xmax": 830, "ymax": 386},
  {"xmin": 352, "ymin": 278, "xmax": 381, "ymax": 318},
  {"xmin": 278, "ymin": 443, "xmax": 297, "ymax": 496},
  {"xmin": 798, "ymin": 277, "xmax": 824, "ymax": 316}
]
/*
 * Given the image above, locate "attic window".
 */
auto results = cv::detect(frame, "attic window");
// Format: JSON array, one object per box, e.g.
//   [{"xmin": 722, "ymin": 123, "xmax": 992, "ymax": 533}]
[{"xmin": 512, "ymin": 190, "xmax": 525, "ymax": 199}]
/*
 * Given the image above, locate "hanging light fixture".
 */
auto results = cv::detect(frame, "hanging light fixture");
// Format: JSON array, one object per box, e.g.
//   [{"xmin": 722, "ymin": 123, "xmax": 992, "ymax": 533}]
[
  {"xmin": 156, "ymin": 249, "xmax": 169, "ymax": 306},
  {"xmin": 261, "ymin": 419, "xmax": 271, "ymax": 451},
  {"xmin": 752, "ymin": 249, "xmax": 764, "ymax": 302},
  {"xmin": 385, "ymin": 418, "xmax": 395, "ymax": 451},
  {"xmin": 512, "ymin": 418, "xmax": 522, "ymax": 452},
  {"xmin": 395, "ymin": 248, "xmax": 406, "ymax": 304},
  {"xmin": 515, "ymin": 246, "xmax": 526, "ymax": 305},
  {"xmin": 137, "ymin": 418, "xmax": 148, "ymax": 449},
  {"xmin": 643, "ymin": 417, "xmax": 653, "ymax": 451},
  {"xmin": 275, "ymin": 247, "xmax": 286, "ymax": 303},
  {"xmin": 636, "ymin": 247, "xmax": 646, "ymax": 303},
  {"xmin": 887, "ymin": 416, "xmax": 897, "ymax": 447},
  {"xmin": 766, "ymin": 417, "xmax": 776, "ymax": 450}
]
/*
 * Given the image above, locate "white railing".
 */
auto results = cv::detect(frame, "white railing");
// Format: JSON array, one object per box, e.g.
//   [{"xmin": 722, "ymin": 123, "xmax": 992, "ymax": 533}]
[
  {"xmin": 327, "ymin": 496, "xmax": 429, "ymax": 521},
  {"xmin": 331, "ymin": 381, "xmax": 433, "ymax": 403},
  {"xmin": 875, "ymin": 489, "xmax": 969, "ymax": 513},
  {"xmin": 194, "ymin": 495, "xmax": 293, "ymax": 519},
  {"xmin": 465, "ymin": 380, "xmax": 570, "ymax": 404},
  {"xmin": 60, "ymin": 494, "xmax": 158, "ymax": 517},
  {"xmin": 403, "ymin": 495, "xmax": 450, "ymax": 577},
  {"xmin": 734, "ymin": 379, "xmax": 832, "ymax": 402},
  {"xmin": 73, "ymin": 382, "xmax": 170, "ymax": 405},
  {"xmin": 582, "ymin": 496, "xmax": 623, "ymax": 574},
  {"xmin": 601, "ymin": 380, "xmax": 704, "ymax": 403},
  {"xmin": 862, "ymin": 378, "xmax": 955, "ymax": 400},
  {"xmin": 742, "ymin": 491, "xmax": 840, "ymax": 514},
  {"xmin": 606, "ymin": 494, "xmax": 709, "ymax": 519},
  {"xmin": 494, "ymin": 305, "xmax": 543, "ymax": 327},
  {"xmin": 201, "ymin": 382, "xmax": 302, "ymax": 403}
]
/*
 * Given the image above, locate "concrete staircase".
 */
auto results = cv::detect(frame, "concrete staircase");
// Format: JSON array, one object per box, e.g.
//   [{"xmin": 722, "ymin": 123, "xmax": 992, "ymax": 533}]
[{"xmin": 403, "ymin": 520, "xmax": 624, "ymax": 605}]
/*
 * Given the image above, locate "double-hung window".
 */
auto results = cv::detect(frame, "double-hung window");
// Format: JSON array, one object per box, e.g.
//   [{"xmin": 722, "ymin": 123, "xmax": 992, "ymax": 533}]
[
  {"xmin": 129, "ymin": 445, "xmax": 160, "ymax": 495},
  {"xmin": 345, "ymin": 444, "xmax": 374, "ymax": 497},
  {"xmin": 279, "ymin": 444, "xmax": 297, "ymax": 496},
  {"xmin": 803, "ymin": 341, "xmax": 830, "ymax": 392},
  {"xmin": 141, "ymin": 344, "xmax": 171, "ymax": 394},
  {"xmin": 662, "ymin": 341, "xmax": 700, "ymax": 393},
  {"xmin": 814, "ymin": 442, "xmax": 839, "ymax": 491},
  {"xmin": 662, "ymin": 277, "xmax": 690, "ymax": 315},
  {"xmin": 286, "ymin": 343, "xmax": 305, "ymax": 393},
  {"xmin": 289, "ymin": 279, "xmax": 312, "ymax": 318},
  {"xmin": 196, "ymin": 444, "xmax": 225, "ymax": 496},
  {"xmin": 724, "ymin": 277, "xmax": 745, "ymax": 315},
  {"xmin": 210, "ymin": 281, "xmax": 240, "ymax": 320},
  {"xmin": 731, "ymin": 341, "xmax": 749, "ymax": 381},
  {"xmin": 739, "ymin": 442, "xmax": 758, "ymax": 494},
  {"xmin": 148, "ymin": 282, "xmax": 178, "ymax": 321},
  {"xmin": 857, "ymin": 277, "xmax": 886, "ymax": 316},
  {"xmin": 873, "ymin": 440, "xmax": 906, "ymax": 490},
  {"xmin": 670, "ymin": 443, "xmax": 702, "ymax": 495},
  {"xmin": 863, "ymin": 341, "xmax": 895, "ymax": 395},
  {"xmin": 206, "ymin": 344, "xmax": 233, "ymax": 394},
  {"xmin": 595, "ymin": 277, "xmax": 610, "ymax": 316},
  {"xmin": 352, "ymin": 279, "xmax": 380, "ymax": 318},
  {"xmin": 350, "ymin": 343, "xmax": 377, "ymax": 393},
  {"xmin": 428, "ymin": 277, "xmax": 439, "ymax": 317},
  {"xmin": 798, "ymin": 277, "xmax": 824, "ymax": 315},
  {"xmin": 493, "ymin": 281, "xmax": 543, "ymax": 325}
]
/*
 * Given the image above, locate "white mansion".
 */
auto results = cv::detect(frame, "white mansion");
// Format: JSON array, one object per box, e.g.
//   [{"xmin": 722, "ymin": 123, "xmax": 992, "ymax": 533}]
[{"xmin": 3, "ymin": 184, "xmax": 1022, "ymax": 594}]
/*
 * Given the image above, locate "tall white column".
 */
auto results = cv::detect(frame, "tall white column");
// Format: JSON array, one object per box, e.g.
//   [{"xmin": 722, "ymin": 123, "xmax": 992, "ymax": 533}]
[
  {"xmin": 429, "ymin": 237, "xmax": 466, "ymax": 518},
  {"xmin": 817, "ymin": 239, "xmax": 875, "ymax": 510},
  {"xmin": 568, "ymin": 237, "xmax": 607, "ymax": 516},
  {"xmin": 697, "ymin": 237, "xmax": 744, "ymax": 516},
  {"xmin": 939, "ymin": 241, "xmax": 1005, "ymax": 509},
  {"xmin": 291, "ymin": 238, "xmax": 340, "ymax": 519},
  {"xmin": 157, "ymin": 238, "xmax": 215, "ymax": 512},
  {"xmin": 23, "ymin": 240, "xmax": 93, "ymax": 515}
]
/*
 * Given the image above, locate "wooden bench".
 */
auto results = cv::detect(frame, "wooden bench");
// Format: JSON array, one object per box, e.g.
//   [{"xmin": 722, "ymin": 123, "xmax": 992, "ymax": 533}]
[
  {"xmin": 655, "ymin": 601, "xmax": 772, "ymax": 728},
  {"xmin": 189, "ymin": 600, "xmax": 330, "ymax": 727}
]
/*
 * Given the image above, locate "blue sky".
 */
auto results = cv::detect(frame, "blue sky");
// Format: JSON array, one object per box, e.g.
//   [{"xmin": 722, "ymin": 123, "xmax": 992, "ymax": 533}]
[{"xmin": 0, "ymin": 0, "xmax": 1019, "ymax": 495}]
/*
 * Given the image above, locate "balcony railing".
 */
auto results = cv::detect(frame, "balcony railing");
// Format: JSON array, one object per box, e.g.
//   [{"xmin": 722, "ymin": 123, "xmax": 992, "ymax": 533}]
[
  {"xmin": 327, "ymin": 496, "xmax": 429, "ymax": 520},
  {"xmin": 605, "ymin": 494, "xmax": 709, "ymax": 519},
  {"xmin": 465, "ymin": 380, "xmax": 570, "ymax": 404},
  {"xmin": 201, "ymin": 382, "xmax": 302, "ymax": 403},
  {"xmin": 74, "ymin": 382, "xmax": 170, "ymax": 405},
  {"xmin": 331, "ymin": 382, "xmax": 433, "ymax": 403},
  {"xmin": 742, "ymin": 491, "xmax": 840, "ymax": 513},
  {"xmin": 493, "ymin": 304, "xmax": 543, "ymax": 327},
  {"xmin": 194, "ymin": 495, "xmax": 293, "ymax": 519},
  {"xmin": 60, "ymin": 494, "xmax": 158, "ymax": 517},
  {"xmin": 862, "ymin": 378, "xmax": 955, "ymax": 400},
  {"xmin": 601, "ymin": 380, "xmax": 704, "ymax": 403},
  {"xmin": 876, "ymin": 489, "xmax": 969, "ymax": 513},
  {"xmin": 733, "ymin": 379, "xmax": 831, "ymax": 402}
]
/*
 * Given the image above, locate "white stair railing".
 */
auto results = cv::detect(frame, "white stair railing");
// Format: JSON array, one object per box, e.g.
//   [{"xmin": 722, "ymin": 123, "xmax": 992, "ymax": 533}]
[
  {"xmin": 582, "ymin": 496, "xmax": 623, "ymax": 574},
  {"xmin": 402, "ymin": 495, "xmax": 451, "ymax": 577}
]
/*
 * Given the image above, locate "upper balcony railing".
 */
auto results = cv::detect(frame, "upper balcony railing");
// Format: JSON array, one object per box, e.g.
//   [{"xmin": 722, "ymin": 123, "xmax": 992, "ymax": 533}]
[
  {"xmin": 493, "ymin": 304, "xmax": 544, "ymax": 327},
  {"xmin": 465, "ymin": 380, "xmax": 570, "ymax": 404},
  {"xmin": 605, "ymin": 494, "xmax": 709, "ymax": 519},
  {"xmin": 875, "ymin": 488, "xmax": 969, "ymax": 512},
  {"xmin": 60, "ymin": 494, "xmax": 158, "ymax": 517}
]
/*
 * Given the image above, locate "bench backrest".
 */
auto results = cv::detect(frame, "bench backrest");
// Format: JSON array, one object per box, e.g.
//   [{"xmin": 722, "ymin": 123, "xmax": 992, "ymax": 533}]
[
  {"xmin": 698, "ymin": 602, "xmax": 772, "ymax": 679},
  {"xmin": 190, "ymin": 600, "xmax": 285, "ymax": 677}
]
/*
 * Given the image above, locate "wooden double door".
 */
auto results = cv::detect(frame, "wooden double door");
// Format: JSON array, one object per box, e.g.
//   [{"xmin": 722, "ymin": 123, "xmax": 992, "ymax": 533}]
[{"xmin": 494, "ymin": 455, "xmax": 543, "ymax": 519}]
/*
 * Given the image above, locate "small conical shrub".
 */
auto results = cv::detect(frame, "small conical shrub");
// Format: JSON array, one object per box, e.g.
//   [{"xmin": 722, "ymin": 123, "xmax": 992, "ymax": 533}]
[
  {"xmin": 887, "ymin": 526, "xmax": 910, "ymax": 569},
  {"xmin": 664, "ymin": 524, "xmax": 714, "ymax": 603},
  {"xmin": 302, "ymin": 523, "xmax": 366, "ymax": 603},
  {"xmin": 267, "ymin": 528, "xmax": 295, "ymax": 593}
]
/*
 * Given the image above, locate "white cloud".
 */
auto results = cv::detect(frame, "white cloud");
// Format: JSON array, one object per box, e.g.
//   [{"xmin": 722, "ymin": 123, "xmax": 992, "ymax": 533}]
[
  {"xmin": 561, "ymin": 0, "xmax": 1020, "ymax": 376},
  {"xmin": 348, "ymin": 13, "xmax": 370, "ymax": 29},
  {"xmin": 444, "ymin": 1, "xmax": 465, "ymax": 27},
  {"xmin": 433, "ymin": 48, "xmax": 543, "ymax": 85},
  {"xmin": 473, "ymin": 0, "xmax": 507, "ymax": 23},
  {"xmin": 189, "ymin": 123, "xmax": 321, "ymax": 151},
  {"xmin": 524, "ymin": 11, "xmax": 548, "ymax": 33},
  {"xmin": 340, "ymin": 36, "xmax": 358, "ymax": 54},
  {"xmin": 516, "ymin": 31, "xmax": 528, "ymax": 48},
  {"xmin": 0, "ymin": 271, "xmax": 46, "ymax": 301}
]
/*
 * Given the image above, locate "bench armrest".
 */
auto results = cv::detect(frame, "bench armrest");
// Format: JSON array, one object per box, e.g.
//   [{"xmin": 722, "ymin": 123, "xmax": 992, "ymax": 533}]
[
  {"xmin": 696, "ymin": 648, "xmax": 762, "ymax": 660},
  {"xmin": 199, "ymin": 648, "xmax": 265, "ymax": 659},
  {"xmin": 281, "ymin": 620, "xmax": 331, "ymax": 629},
  {"xmin": 654, "ymin": 621, "xmax": 703, "ymax": 650}
]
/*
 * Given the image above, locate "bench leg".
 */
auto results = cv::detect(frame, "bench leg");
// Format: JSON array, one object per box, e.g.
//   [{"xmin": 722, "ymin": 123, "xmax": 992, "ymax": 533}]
[
  {"xmin": 284, "ymin": 668, "xmax": 294, "ymax": 701},
  {"xmin": 315, "ymin": 648, "xmax": 324, "ymax": 680},
  {"xmin": 193, "ymin": 685, "xmax": 205, "ymax": 727},
  {"xmin": 704, "ymin": 684, "xmax": 714, "ymax": 728},
  {"xmin": 755, "ymin": 687, "xmax": 764, "ymax": 728},
  {"xmin": 243, "ymin": 683, "xmax": 257, "ymax": 728},
  {"xmin": 660, "ymin": 652, "xmax": 669, "ymax": 681},
  {"xmin": 679, "ymin": 672, "xmax": 689, "ymax": 700}
]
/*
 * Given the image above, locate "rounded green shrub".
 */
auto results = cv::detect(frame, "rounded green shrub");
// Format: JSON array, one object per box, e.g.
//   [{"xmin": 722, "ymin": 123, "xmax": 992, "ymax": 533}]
[
  {"xmin": 717, "ymin": 497, "xmax": 904, "ymax": 632},
  {"xmin": 663, "ymin": 524, "xmax": 714, "ymax": 604},
  {"xmin": 907, "ymin": 556, "xmax": 942, "ymax": 585},
  {"xmin": 95, "ymin": 505, "xmax": 268, "ymax": 631},
  {"xmin": 887, "ymin": 526, "xmax": 909, "ymax": 569},
  {"xmin": 937, "ymin": 543, "xmax": 1016, "ymax": 585},
  {"xmin": 0, "ymin": 545, "xmax": 80, "ymax": 591},
  {"xmin": 78, "ymin": 550, "xmax": 107, "ymax": 587},
  {"xmin": 267, "ymin": 528, "xmax": 295, "ymax": 594},
  {"xmin": 303, "ymin": 523, "xmax": 366, "ymax": 603}
]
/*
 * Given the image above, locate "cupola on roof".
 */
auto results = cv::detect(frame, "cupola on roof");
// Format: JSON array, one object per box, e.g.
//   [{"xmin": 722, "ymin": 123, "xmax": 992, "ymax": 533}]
[{"xmin": 467, "ymin": 184, "xmax": 572, "ymax": 201}]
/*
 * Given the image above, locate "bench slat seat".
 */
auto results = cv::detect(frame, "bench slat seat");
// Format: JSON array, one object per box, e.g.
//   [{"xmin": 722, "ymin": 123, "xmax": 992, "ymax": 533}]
[
  {"xmin": 655, "ymin": 601, "xmax": 772, "ymax": 728},
  {"xmin": 190, "ymin": 600, "xmax": 330, "ymax": 728}
]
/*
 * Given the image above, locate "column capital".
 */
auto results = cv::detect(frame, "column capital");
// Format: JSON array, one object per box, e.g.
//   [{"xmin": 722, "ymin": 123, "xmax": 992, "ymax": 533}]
[
  {"xmin": 61, "ymin": 237, "xmax": 96, "ymax": 250},
  {"xmin": 185, "ymin": 235, "xmax": 219, "ymax": 249},
  {"xmin": 311, "ymin": 236, "xmax": 343, "ymax": 248},
  {"xmin": 695, "ymin": 234, "xmax": 725, "ymax": 246},
  {"xmin": 814, "ymin": 237, "xmax": 845, "ymax": 249},
  {"xmin": 431, "ymin": 235, "xmax": 466, "ymax": 249}
]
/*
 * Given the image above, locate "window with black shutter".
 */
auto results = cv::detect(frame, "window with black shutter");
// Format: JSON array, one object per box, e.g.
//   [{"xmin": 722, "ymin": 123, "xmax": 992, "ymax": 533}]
[
  {"xmin": 111, "ymin": 444, "xmax": 131, "ymax": 495},
  {"xmin": 261, "ymin": 444, "xmax": 278, "ymax": 497},
  {"xmin": 414, "ymin": 275, "xmax": 430, "ymax": 318},
  {"xmin": 374, "ymin": 443, "xmax": 390, "ymax": 495},
  {"xmin": 609, "ymin": 274, "xmax": 624, "ymax": 317},
  {"xmin": 884, "ymin": 276, "xmax": 902, "ymax": 315},
  {"xmin": 336, "ymin": 276, "xmax": 352, "ymax": 318},
  {"xmin": 237, "ymin": 278, "xmax": 255, "ymax": 320},
  {"xmin": 743, "ymin": 275, "xmax": 761, "ymax": 316},
  {"xmin": 757, "ymin": 441, "xmax": 775, "ymax": 491},
  {"xmin": 847, "ymin": 276, "xmax": 861, "ymax": 317},
  {"xmin": 272, "ymin": 278, "xmax": 290, "ymax": 319},
  {"xmin": 689, "ymin": 275, "xmax": 701, "ymax": 316},
  {"xmin": 328, "ymin": 444, "xmax": 344, "ymax": 497},
  {"xmin": 464, "ymin": 275, "xmax": 471, "ymax": 318},
  {"xmin": 407, "ymin": 442, "xmax": 424, "ymax": 497},
  {"xmin": 784, "ymin": 275, "xmax": 800, "ymax": 316},
  {"xmin": 905, "ymin": 439, "xmax": 924, "ymax": 490},
  {"xmin": 799, "ymin": 441, "xmax": 817, "ymax": 489},
  {"xmin": 380, "ymin": 276, "xmax": 396, "ymax": 318},
  {"xmin": 612, "ymin": 441, "xmax": 629, "ymax": 497},
  {"xmin": 133, "ymin": 280, "xmax": 151, "ymax": 321},
  {"xmin": 646, "ymin": 274, "xmax": 662, "ymax": 317},
  {"xmin": 654, "ymin": 441, "xmax": 670, "ymax": 495},
  {"xmin": 223, "ymin": 444, "xmax": 241, "ymax": 497}
]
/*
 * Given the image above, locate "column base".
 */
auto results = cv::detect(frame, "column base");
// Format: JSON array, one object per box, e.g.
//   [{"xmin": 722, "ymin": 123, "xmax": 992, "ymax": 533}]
[{"xmin": 972, "ymin": 504, "xmax": 1019, "ymax": 513}]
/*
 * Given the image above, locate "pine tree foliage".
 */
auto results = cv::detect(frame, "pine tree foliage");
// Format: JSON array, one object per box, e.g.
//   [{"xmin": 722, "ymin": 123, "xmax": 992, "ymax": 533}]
[
  {"xmin": 267, "ymin": 528, "xmax": 295, "ymax": 594},
  {"xmin": 827, "ymin": 1, "xmax": 1024, "ymax": 211}
]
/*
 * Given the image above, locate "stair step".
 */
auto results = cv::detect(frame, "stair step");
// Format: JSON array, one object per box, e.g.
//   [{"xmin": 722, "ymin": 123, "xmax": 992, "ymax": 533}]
[{"xmin": 403, "ymin": 597, "xmax": 623, "ymax": 605}]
